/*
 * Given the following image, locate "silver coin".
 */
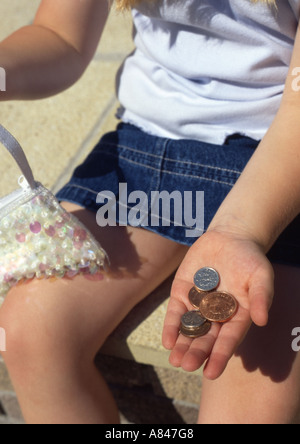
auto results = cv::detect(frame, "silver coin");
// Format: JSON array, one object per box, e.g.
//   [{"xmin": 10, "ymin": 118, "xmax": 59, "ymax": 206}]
[
  {"xmin": 181, "ymin": 310, "xmax": 207, "ymax": 330},
  {"xmin": 194, "ymin": 267, "xmax": 220, "ymax": 292}
]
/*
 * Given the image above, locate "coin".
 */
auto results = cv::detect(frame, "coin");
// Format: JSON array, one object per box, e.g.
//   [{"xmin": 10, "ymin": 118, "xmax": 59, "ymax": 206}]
[
  {"xmin": 199, "ymin": 291, "xmax": 238, "ymax": 323},
  {"xmin": 181, "ymin": 310, "xmax": 207, "ymax": 330},
  {"xmin": 194, "ymin": 267, "xmax": 220, "ymax": 292},
  {"xmin": 180, "ymin": 320, "xmax": 212, "ymax": 339},
  {"xmin": 188, "ymin": 287, "xmax": 205, "ymax": 309}
]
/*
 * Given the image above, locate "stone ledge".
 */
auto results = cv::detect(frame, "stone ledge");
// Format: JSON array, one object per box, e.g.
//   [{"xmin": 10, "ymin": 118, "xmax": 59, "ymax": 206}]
[
  {"xmin": 101, "ymin": 277, "xmax": 174, "ymax": 369},
  {"xmin": 95, "ymin": 355, "xmax": 201, "ymax": 424},
  {"xmin": 100, "ymin": 275, "xmax": 202, "ymax": 375},
  {"xmin": 98, "ymin": 276, "xmax": 203, "ymax": 423}
]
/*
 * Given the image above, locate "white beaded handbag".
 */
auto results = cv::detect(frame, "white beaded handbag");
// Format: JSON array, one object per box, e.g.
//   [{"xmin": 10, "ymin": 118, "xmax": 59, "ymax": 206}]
[{"xmin": 0, "ymin": 124, "xmax": 107, "ymax": 300}]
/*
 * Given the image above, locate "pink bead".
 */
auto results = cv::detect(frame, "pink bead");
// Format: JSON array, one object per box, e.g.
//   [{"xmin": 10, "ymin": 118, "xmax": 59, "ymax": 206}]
[
  {"xmin": 74, "ymin": 241, "xmax": 83, "ymax": 250},
  {"xmin": 55, "ymin": 217, "xmax": 65, "ymax": 228},
  {"xmin": 45, "ymin": 225, "xmax": 56, "ymax": 237},
  {"xmin": 4, "ymin": 273, "xmax": 13, "ymax": 283},
  {"xmin": 16, "ymin": 233, "xmax": 26, "ymax": 243},
  {"xmin": 39, "ymin": 263, "xmax": 48, "ymax": 272},
  {"xmin": 84, "ymin": 272, "xmax": 104, "ymax": 282},
  {"xmin": 66, "ymin": 270, "xmax": 78, "ymax": 278},
  {"xmin": 62, "ymin": 212, "xmax": 71, "ymax": 222},
  {"xmin": 30, "ymin": 221, "xmax": 42, "ymax": 234},
  {"xmin": 74, "ymin": 228, "xmax": 87, "ymax": 242}
]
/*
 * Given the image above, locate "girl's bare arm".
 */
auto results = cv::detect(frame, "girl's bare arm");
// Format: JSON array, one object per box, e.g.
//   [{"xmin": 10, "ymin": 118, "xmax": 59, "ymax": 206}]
[
  {"xmin": 210, "ymin": 22, "xmax": 300, "ymax": 252},
  {"xmin": 0, "ymin": 0, "xmax": 109, "ymax": 100},
  {"xmin": 164, "ymin": 23, "xmax": 300, "ymax": 379}
]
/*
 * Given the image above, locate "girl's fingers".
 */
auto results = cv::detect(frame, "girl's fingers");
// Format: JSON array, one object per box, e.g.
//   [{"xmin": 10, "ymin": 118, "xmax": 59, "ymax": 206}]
[
  {"xmin": 168, "ymin": 322, "xmax": 220, "ymax": 371},
  {"xmin": 249, "ymin": 267, "xmax": 274, "ymax": 327},
  {"xmin": 203, "ymin": 307, "xmax": 251, "ymax": 380},
  {"xmin": 162, "ymin": 279, "xmax": 194, "ymax": 350},
  {"xmin": 180, "ymin": 322, "xmax": 221, "ymax": 372},
  {"xmin": 162, "ymin": 297, "xmax": 186, "ymax": 350}
]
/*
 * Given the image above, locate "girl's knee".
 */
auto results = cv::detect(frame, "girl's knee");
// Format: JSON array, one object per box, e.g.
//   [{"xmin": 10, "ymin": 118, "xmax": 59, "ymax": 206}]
[{"xmin": 0, "ymin": 280, "xmax": 92, "ymax": 374}]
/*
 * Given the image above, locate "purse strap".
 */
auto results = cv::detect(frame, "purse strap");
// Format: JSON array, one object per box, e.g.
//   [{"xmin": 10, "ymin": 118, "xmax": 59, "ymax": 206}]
[{"xmin": 0, "ymin": 124, "xmax": 36, "ymax": 189}]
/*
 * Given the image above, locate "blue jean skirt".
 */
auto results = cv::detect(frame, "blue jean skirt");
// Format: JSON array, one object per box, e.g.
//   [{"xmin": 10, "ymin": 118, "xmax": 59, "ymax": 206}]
[{"xmin": 56, "ymin": 123, "xmax": 300, "ymax": 266}]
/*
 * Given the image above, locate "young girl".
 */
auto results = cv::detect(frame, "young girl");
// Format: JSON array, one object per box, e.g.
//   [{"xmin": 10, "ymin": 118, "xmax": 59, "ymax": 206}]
[{"xmin": 1, "ymin": 0, "xmax": 300, "ymax": 424}]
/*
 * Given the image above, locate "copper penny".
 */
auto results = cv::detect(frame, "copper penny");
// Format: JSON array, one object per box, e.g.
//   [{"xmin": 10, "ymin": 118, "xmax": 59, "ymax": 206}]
[
  {"xmin": 188, "ymin": 287, "xmax": 206, "ymax": 309},
  {"xmin": 199, "ymin": 291, "xmax": 238, "ymax": 323}
]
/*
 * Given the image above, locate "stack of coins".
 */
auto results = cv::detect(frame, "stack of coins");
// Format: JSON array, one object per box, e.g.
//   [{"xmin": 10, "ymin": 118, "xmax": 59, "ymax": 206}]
[
  {"xmin": 180, "ymin": 267, "xmax": 238, "ymax": 339},
  {"xmin": 180, "ymin": 311, "xmax": 212, "ymax": 338}
]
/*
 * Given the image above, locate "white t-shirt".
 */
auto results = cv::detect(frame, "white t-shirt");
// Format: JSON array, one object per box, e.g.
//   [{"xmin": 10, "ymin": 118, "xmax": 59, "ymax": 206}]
[{"xmin": 117, "ymin": 0, "xmax": 300, "ymax": 144}]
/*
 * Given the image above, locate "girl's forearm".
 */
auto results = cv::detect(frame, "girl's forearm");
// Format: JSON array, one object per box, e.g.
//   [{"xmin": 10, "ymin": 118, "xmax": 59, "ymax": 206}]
[{"xmin": 0, "ymin": 25, "xmax": 88, "ymax": 101}]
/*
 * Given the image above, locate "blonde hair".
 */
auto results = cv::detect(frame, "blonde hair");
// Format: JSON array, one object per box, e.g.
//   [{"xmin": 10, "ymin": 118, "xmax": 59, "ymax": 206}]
[{"xmin": 116, "ymin": 0, "xmax": 276, "ymax": 11}]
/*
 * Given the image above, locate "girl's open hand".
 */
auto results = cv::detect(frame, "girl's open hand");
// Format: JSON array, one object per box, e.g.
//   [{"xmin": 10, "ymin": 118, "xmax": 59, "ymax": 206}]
[{"xmin": 162, "ymin": 228, "xmax": 275, "ymax": 380}]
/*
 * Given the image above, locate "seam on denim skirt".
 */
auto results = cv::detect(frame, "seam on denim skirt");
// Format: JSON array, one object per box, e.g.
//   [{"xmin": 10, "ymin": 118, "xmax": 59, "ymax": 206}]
[
  {"xmin": 116, "ymin": 154, "xmax": 236, "ymax": 187},
  {"xmin": 103, "ymin": 141, "xmax": 242, "ymax": 175},
  {"xmin": 61, "ymin": 184, "xmax": 99, "ymax": 195},
  {"xmin": 87, "ymin": 148, "xmax": 237, "ymax": 187}
]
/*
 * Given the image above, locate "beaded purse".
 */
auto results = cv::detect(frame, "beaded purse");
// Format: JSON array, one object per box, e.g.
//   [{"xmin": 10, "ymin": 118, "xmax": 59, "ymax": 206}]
[{"xmin": 0, "ymin": 124, "xmax": 107, "ymax": 301}]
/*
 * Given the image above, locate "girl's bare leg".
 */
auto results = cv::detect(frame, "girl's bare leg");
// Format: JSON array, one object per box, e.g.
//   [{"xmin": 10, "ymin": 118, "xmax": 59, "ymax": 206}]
[
  {"xmin": 0, "ymin": 203, "xmax": 188, "ymax": 424},
  {"xmin": 198, "ymin": 263, "xmax": 300, "ymax": 424}
]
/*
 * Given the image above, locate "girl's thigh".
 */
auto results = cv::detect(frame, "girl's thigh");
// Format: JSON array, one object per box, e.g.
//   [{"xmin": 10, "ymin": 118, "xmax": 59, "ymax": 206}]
[
  {"xmin": 198, "ymin": 263, "xmax": 300, "ymax": 424},
  {"xmin": 0, "ymin": 203, "xmax": 188, "ymax": 361}
]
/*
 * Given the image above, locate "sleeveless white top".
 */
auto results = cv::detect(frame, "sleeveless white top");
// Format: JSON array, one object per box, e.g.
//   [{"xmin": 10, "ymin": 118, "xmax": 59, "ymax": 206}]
[{"xmin": 117, "ymin": 0, "xmax": 300, "ymax": 144}]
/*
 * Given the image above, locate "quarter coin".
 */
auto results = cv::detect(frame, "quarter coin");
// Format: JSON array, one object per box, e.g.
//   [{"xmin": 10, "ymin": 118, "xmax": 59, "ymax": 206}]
[
  {"xmin": 199, "ymin": 291, "xmax": 238, "ymax": 323},
  {"xmin": 194, "ymin": 267, "xmax": 220, "ymax": 292}
]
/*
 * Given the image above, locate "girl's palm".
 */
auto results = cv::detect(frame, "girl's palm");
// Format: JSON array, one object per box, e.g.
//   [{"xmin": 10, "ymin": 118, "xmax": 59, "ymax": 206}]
[{"xmin": 162, "ymin": 230, "xmax": 274, "ymax": 380}]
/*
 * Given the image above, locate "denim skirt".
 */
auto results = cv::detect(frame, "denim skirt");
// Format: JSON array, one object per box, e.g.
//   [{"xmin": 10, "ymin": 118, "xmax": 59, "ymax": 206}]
[{"xmin": 56, "ymin": 123, "xmax": 300, "ymax": 266}]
